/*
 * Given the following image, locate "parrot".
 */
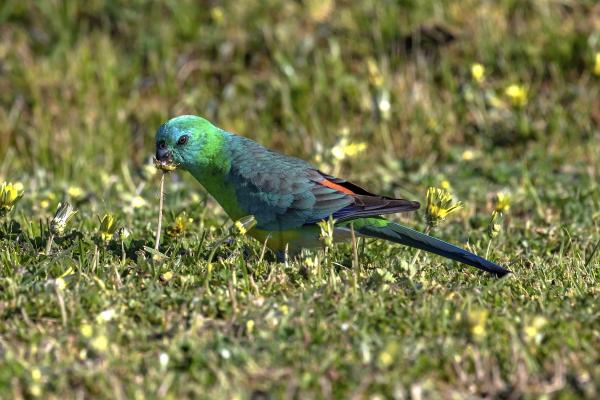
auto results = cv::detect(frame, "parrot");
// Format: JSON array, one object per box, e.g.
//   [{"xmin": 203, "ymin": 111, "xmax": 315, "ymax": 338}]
[{"xmin": 155, "ymin": 115, "xmax": 509, "ymax": 277}]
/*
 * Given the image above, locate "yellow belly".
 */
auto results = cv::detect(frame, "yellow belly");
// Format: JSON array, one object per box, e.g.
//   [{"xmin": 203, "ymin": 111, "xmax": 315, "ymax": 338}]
[
  {"xmin": 248, "ymin": 226, "xmax": 353, "ymax": 253},
  {"xmin": 248, "ymin": 227, "xmax": 314, "ymax": 252}
]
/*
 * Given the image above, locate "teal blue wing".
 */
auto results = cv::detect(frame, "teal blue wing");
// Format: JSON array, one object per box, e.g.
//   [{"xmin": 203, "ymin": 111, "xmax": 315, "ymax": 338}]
[{"xmin": 226, "ymin": 135, "xmax": 419, "ymax": 231}]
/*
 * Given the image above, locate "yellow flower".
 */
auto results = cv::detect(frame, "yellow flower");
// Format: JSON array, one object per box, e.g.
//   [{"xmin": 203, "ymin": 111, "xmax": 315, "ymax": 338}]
[
  {"xmin": 425, "ymin": 187, "xmax": 463, "ymax": 227},
  {"xmin": 80, "ymin": 323, "xmax": 94, "ymax": 338},
  {"xmin": 468, "ymin": 308, "xmax": 488, "ymax": 340},
  {"xmin": 98, "ymin": 214, "xmax": 118, "ymax": 242},
  {"xmin": 471, "ymin": 63, "xmax": 485, "ymax": 84},
  {"xmin": 50, "ymin": 202, "xmax": 77, "ymax": 236},
  {"xmin": 331, "ymin": 138, "xmax": 367, "ymax": 161},
  {"xmin": 31, "ymin": 367, "xmax": 42, "ymax": 382},
  {"xmin": 210, "ymin": 6, "xmax": 225, "ymax": 25},
  {"xmin": 231, "ymin": 215, "xmax": 257, "ymax": 236},
  {"xmin": 54, "ymin": 277, "xmax": 66, "ymax": 291},
  {"xmin": 66, "ymin": 185, "xmax": 85, "ymax": 200},
  {"xmin": 246, "ymin": 319, "xmax": 255, "ymax": 335},
  {"xmin": 160, "ymin": 271, "xmax": 174, "ymax": 282},
  {"xmin": 505, "ymin": 84, "xmax": 527, "ymax": 107},
  {"xmin": 440, "ymin": 179, "xmax": 452, "ymax": 192},
  {"xmin": 494, "ymin": 192, "xmax": 511, "ymax": 213},
  {"xmin": 90, "ymin": 335, "xmax": 109, "ymax": 352},
  {"xmin": 594, "ymin": 52, "xmax": 600, "ymax": 76},
  {"xmin": 166, "ymin": 213, "xmax": 193, "ymax": 238},
  {"xmin": 524, "ymin": 316, "xmax": 547, "ymax": 344},
  {"xmin": 0, "ymin": 181, "xmax": 24, "ymax": 216},
  {"xmin": 461, "ymin": 149, "xmax": 476, "ymax": 161},
  {"xmin": 153, "ymin": 157, "xmax": 178, "ymax": 172},
  {"xmin": 377, "ymin": 342, "xmax": 397, "ymax": 368}
]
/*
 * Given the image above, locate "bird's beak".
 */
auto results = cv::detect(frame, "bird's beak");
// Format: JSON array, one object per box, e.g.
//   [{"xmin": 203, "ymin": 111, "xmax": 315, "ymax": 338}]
[{"xmin": 156, "ymin": 146, "xmax": 173, "ymax": 164}]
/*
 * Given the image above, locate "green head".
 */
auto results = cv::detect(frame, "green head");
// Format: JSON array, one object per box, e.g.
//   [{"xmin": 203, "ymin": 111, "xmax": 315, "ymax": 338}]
[{"xmin": 155, "ymin": 115, "xmax": 221, "ymax": 170}]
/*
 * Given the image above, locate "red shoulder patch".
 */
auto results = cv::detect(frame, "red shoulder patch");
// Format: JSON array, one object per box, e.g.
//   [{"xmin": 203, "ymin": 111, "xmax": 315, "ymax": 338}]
[{"xmin": 320, "ymin": 179, "xmax": 355, "ymax": 195}]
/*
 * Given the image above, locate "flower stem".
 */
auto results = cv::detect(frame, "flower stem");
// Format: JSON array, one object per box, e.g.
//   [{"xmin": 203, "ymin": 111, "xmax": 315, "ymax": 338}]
[
  {"xmin": 45, "ymin": 233, "xmax": 55, "ymax": 255},
  {"xmin": 154, "ymin": 173, "xmax": 165, "ymax": 252}
]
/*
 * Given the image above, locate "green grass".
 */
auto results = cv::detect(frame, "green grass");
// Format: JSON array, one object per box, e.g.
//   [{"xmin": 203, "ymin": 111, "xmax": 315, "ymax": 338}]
[{"xmin": 1, "ymin": 0, "xmax": 599, "ymax": 398}]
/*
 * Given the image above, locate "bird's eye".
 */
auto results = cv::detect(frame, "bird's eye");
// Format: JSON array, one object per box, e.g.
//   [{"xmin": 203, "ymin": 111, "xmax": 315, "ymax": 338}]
[{"xmin": 177, "ymin": 135, "xmax": 189, "ymax": 146}]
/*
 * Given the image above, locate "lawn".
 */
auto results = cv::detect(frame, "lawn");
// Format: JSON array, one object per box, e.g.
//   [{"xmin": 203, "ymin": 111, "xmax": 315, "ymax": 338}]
[{"xmin": 0, "ymin": 1, "xmax": 599, "ymax": 398}]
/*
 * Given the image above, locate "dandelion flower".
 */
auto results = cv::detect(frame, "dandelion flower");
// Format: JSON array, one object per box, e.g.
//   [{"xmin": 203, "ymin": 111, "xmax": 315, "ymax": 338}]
[
  {"xmin": 505, "ymin": 84, "xmax": 527, "ymax": 107},
  {"xmin": 166, "ymin": 213, "xmax": 193, "ymax": 238},
  {"xmin": 331, "ymin": 138, "xmax": 367, "ymax": 161},
  {"xmin": 66, "ymin": 185, "xmax": 85, "ymax": 200},
  {"xmin": 440, "ymin": 179, "xmax": 452, "ymax": 192},
  {"xmin": 210, "ymin": 7, "xmax": 225, "ymax": 24},
  {"xmin": 425, "ymin": 187, "xmax": 463, "ymax": 227},
  {"xmin": 153, "ymin": 157, "xmax": 178, "ymax": 172},
  {"xmin": 0, "ymin": 181, "xmax": 23, "ymax": 217},
  {"xmin": 90, "ymin": 335, "xmax": 109, "ymax": 352},
  {"xmin": 594, "ymin": 52, "xmax": 600, "ymax": 76},
  {"xmin": 471, "ymin": 63, "xmax": 485, "ymax": 84},
  {"xmin": 31, "ymin": 368, "xmax": 42, "ymax": 382},
  {"xmin": 80, "ymin": 323, "xmax": 94, "ymax": 338},
  {"xmin": 160, "ymin": 271, "xmax": 174, "ymax": 282},
  {"xmin": 246, "ymin": 319, "xmax": 255, "ymax": 335},
  {"xmin": 524, "ymin": 316, "xmax": 548, "ymax": 344},
  {"xmin": 468, "ymin": 308, "xmax": 488, "ymax": 340},
  {"xmin": 98, "ymin": 214, "xmax": 118, "ymax": 242},
  {"xmin": 461, "ymin": 149, "xmax": 476, "ymax": 161},
  {"xmin": 494, "ymin": 192, "xmax": 511, "ymax": 213},
  {"xmin": 50, "ymin": 202, "xmax": 77, "ymax": 236}
]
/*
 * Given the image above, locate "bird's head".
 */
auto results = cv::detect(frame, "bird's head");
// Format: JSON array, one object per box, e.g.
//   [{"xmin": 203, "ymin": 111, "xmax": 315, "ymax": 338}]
[{"xmin": 155, "ymin": 115, "xmax": 216, "ymax": 170}]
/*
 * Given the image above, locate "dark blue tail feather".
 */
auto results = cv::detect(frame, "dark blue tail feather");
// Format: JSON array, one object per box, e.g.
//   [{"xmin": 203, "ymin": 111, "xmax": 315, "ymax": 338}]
[{"xmin": 357, "ymin": 221, "xmax": 510, "ymax": 277}]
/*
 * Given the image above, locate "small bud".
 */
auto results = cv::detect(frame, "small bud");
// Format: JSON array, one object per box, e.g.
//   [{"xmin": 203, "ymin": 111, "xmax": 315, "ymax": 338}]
[
  {"xmin": 50, "ymin": 202, "xmax": 78, "ymax": 236},
  {"xmin": 115, "ymin": 227, "xmax": 131, "ymax": 241},
  {"xmin": 317, "ymin": 217, "xmax": 336, "ymax": 247},
  {"xmin": 487, "ymin": 211, "xmax": 504, "ymax": 238},
  {"xmin": 231, "ymin": 215, "xmax": 257, "ymax": 236}
]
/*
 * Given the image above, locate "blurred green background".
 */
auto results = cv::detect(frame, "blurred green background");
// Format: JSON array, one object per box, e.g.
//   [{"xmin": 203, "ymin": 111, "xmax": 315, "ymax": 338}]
[
  {"xmin": 1, "ymin": 0, "xmax": 598, "ymax": 180},
  {"xmin": 1, "ymin": 1, "xmax": 600, "ymax": 398}
]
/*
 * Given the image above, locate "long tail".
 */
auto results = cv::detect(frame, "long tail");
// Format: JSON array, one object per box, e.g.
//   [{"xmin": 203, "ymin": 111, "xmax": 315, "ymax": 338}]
[{"xmin": 340, "ymin": 218, "xmax": 510, "ymax": 277}]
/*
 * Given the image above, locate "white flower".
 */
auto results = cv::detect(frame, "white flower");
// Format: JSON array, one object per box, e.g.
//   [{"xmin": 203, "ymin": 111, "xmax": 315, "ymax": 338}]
[
  {"xmin": 159, "ymin": 352, "xmax": 169, "ymax": 369},
  {"xmin": 220, "ymin": 348, "xmax": 231, "ymax": 359},
  {"xmin": 96, "ymin": 308, "xmax": 117, "ymax": 323}
]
